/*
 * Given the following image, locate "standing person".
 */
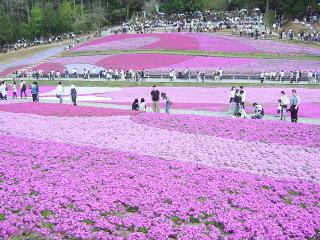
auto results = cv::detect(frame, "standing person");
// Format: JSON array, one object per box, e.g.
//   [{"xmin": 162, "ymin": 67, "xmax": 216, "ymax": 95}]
[
  {"xmin": 239, "ymin": 86, "xmax": 246, "ymax": 109},
  {"xmin": 31, "ymin": 81, "xmax": 38, "ymax": 102},
  {"xmin": 12, "ymin": 81, "xmax": 17, "ymax": 99},
  {"xmin": 308, "ymin": 71, "xmax": 313, "ymax": 84},
  {"xmin": 280, "ymin": 91, "xmax": 289, "ymax": 121},
  {"xmin": 0, "ymin": 81, "xmax": 7, "ymax": 100},
  {"xmin": 233, "ymin": 89, "xmax": 242, "ymax": 117},
  {"xmin": 139, "ymin": 98, "xmax": 147, "ymax": 111},
  {"xmin": 56, "ymin": 81, "xmax": 64, "ymax": 104},
  {"xmin": 151, "ymin": 85, "xmax": 160, "ymax": 112},
  {"xmin": 279, "ymin": 70, "xmax": 285, "ymax": 83},
  {"xmin": 290, "ymin": 89, "xmax": 300, "ymax": 123},
  {"xmin": 161, "ymin": 92, "xmax": 172, "ymax": 114},
  {"xmin": 229, "ymin": 87, "xmax": 236, "ymax": 113},
  {"xmin": 20, "ymin": 80, "xmax": 27, "ymax": 99},
  {"xmin": 70, "ymin": 85, "xmax": 77, "ymax": 106},
  {"xmin": 289, "ymin": 71, "xmax": 294, "ymax": 83}
]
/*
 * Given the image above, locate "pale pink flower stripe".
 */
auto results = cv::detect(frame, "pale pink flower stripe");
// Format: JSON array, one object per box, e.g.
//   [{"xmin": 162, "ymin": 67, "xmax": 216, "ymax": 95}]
[
  {"xmin": 131, "ymin": 113, "xmax": 320, "ymax": 148},
  {"xmin": 0, "ymin": 110, "xmax": 319, "ymax": 182},
  {"xmin": 227, "ymin": 58, "xmax": 320, "ymax": 73},
  {"xmin": 0, "ymin": 103, "xmax": 139, "ymax": 117},
  {"xmin": 0, "ymin": 135, "xmax": 319, "ymax": 239},
  {"xmin": 219, "ymin": 34, "xmax": 320, "ymax": 55},
  {"xmin": 75, "ymin": 36, "xmax": 160, "ymax": 52}
]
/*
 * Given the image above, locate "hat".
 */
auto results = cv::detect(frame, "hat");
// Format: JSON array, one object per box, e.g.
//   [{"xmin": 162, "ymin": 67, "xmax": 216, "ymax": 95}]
[{"xmin": 70, "ymin": 85, "xmax": 75, "ymax": 89}]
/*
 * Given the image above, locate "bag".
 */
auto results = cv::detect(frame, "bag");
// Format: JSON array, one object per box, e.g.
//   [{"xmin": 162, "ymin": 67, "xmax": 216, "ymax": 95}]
[{"xmin": 56, "ymin": 94, "xmax": 60, "ymax": 98}]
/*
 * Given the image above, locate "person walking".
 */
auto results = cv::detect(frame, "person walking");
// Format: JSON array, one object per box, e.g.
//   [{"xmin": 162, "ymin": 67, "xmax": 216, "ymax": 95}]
[
  {"xmin": 70, "ymin": 85, "xmax": 77, "ymax": 106},
  {"xmin": 56, "ymin": 81, "xmax": 64, "ymax": 104},
  {"xmin": 151, "ymin": 85, "xmax": 160, "ymax": 112},
  {"xmin": 20, "ymin": 80, "xmax": 27, "ymax": 99},
  {"xmin": 161, "ymin": 92, "xmax": 172, "ymax": 114},
  {"xmin": 290, "ymin": 89, "xmax": 300, "ymax": 123}
]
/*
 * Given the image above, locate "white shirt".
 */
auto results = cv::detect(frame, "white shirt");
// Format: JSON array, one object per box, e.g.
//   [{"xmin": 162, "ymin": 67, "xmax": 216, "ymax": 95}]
[
  {"xmin": 139, "ymin": 102, "xmax": 146, "ymax": 111},
  {"xmin": 229, "ymin": 90, "xmax": 235, "ymax": 98},
  {"xmin": 280, "ymin": 95, "xmax": 289, "ymax": 106},
  {"xmin": 56, "ymin": 85, "xmax": 64, "ymax": 95},
  {"xmin": 241, "ymin": 90, "xmax": 246, "ymax": 102}
]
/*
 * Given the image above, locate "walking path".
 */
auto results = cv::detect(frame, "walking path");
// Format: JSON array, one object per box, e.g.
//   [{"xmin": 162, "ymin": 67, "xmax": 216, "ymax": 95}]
[{"xmin": 2, "ymin": 96, "xmax": 320, "ymax": 124}]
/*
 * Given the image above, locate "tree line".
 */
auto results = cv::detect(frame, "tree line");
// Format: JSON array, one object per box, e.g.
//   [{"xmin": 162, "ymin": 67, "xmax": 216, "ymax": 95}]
[
  {"xmin": 0, "ymin": 0, "xmax": 145, "ymax": 45},
  {"xmin": 0, "ymin": 0, "xmax": 319, "ymax": 45}
]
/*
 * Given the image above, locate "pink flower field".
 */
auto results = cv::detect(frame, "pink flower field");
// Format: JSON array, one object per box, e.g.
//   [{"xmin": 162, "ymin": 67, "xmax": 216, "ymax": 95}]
[
  {"xmin": 72, "ymin": 33, "xmax": 320, "ymax": 55},
  {"xmin": 35, "ymin": 53, "xmax": 320, "ymax": 74},
  {"xmin": 0, "ymin": 102, "xmax": 319, "ymax": 239}
]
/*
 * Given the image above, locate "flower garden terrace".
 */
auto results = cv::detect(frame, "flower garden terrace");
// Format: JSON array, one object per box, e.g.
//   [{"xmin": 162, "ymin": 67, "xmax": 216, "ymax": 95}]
[
  {"xmin": 5, "ymin": 32, "xmax": 319, "ymax": 79},
  {"xmin": 0, "ymin": 100, "xmax": 319, "ymax": 239}
]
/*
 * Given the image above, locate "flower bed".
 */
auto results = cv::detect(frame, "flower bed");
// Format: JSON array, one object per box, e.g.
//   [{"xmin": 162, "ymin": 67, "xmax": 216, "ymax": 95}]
[
  {"xmin": 72, "ymin": 33, "xmax": 320, "ymax": 55},
  {"xmin": 0, "ymin": 103, "xmax": 140, "ymax": 117},
  {"xmin": 131, "ymin": 113, "xmax": 320, "ymax": 148},
  {"xmin": 35, "ymin": 53, "xmax": 320, "ymax": 74},
  {"xmin": 0, "ymin": 134, "xmax": 319, "ymax": 239}
]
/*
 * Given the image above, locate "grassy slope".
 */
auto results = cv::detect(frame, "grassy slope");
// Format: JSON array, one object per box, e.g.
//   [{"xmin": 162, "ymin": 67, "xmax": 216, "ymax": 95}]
[{"xmin": 0, "ymin": 43, "xmax": 65, "ymax": 65}]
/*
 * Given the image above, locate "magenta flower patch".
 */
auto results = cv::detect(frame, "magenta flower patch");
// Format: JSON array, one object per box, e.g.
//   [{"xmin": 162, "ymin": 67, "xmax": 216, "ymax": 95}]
[
  {"xmin": 0, "ymin": 135, "xmax": 319, "ymax": 239},
  {"xmin": 0, "ymin": 103, "xmax": 140, "ymax": 117}
]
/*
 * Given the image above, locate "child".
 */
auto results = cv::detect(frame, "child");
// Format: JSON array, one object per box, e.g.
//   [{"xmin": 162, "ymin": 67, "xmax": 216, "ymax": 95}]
[
  {"xmin": 276, "ymin": 99, "xmax": 282, "ymax": 117},
  {"xmin": 139, "ymin": 98, "xmax": 147, "ymax": 111}
]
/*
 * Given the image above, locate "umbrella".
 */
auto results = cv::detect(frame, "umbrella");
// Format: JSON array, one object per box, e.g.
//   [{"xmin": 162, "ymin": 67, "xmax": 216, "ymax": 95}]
[
  {"xmin": 239, "ymin": 9, "xmax": 248, "ymax": 13},
  {"xmin": 253, "ymin": 8, "xmax": 260, "ymax": 11}
]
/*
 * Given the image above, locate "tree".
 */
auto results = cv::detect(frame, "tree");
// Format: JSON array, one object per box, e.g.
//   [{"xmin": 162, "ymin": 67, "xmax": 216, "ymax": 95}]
[
  {"xmin": 29, "ymin": 6, "xmax": 44, "ymax": 38},
  {"xmin": 0, "ymin": 7, "xmax": 14, "ymax": 44}
]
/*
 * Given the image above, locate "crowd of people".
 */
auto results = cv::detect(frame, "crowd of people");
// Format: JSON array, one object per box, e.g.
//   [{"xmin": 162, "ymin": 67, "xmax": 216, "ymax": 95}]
[
  {"xmin": 0, "ymin": 33, "xmax": 78, "ymax": 54},
  {"xmin": 12, "ymin": 67, "xmax": 320, "ymax": 84},
  {"xmin": 229, "ymin": 86, "xmax": 301, "ymax": 122},
  {"xmin": 112, "ymin": 10, "xmax": 266, "ymax": 35}
]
